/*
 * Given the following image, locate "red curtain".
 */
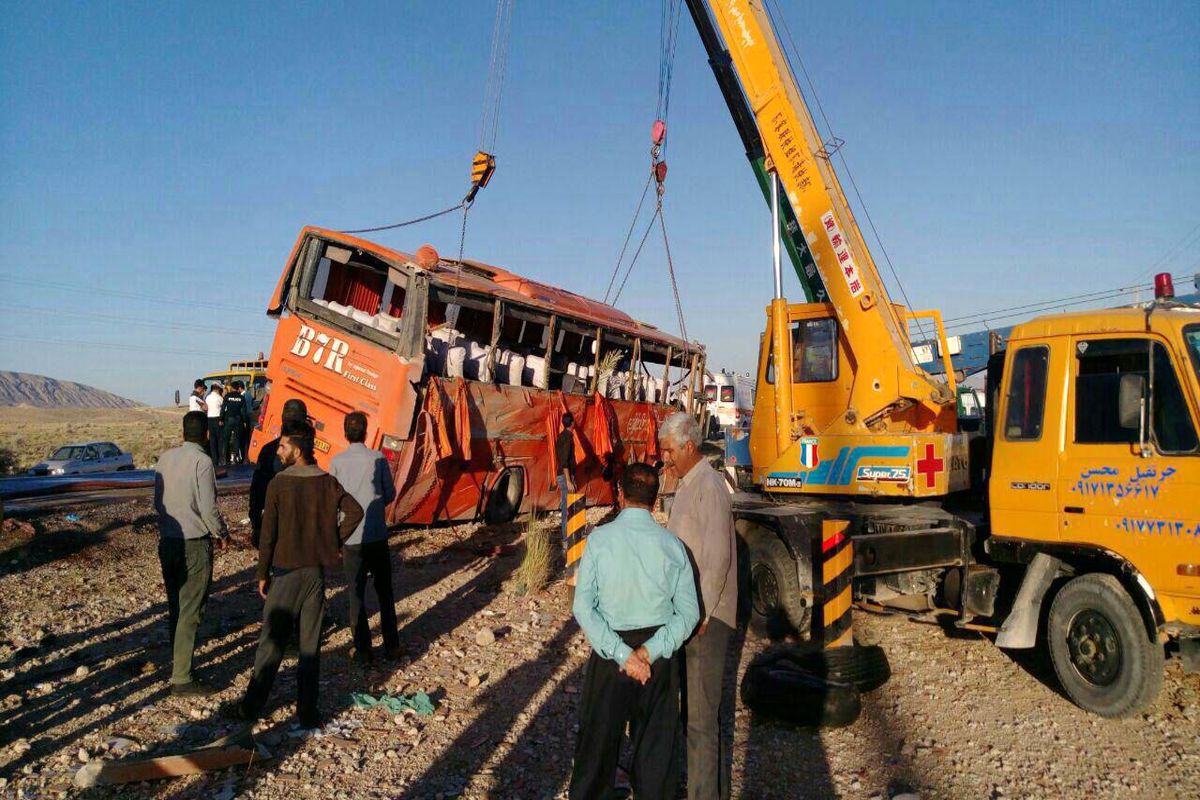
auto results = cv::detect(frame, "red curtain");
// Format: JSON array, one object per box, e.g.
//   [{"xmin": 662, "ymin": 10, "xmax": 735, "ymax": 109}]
[{"xmin": 323, "ymin": 264, "xmax": 384, "ymax": 313}]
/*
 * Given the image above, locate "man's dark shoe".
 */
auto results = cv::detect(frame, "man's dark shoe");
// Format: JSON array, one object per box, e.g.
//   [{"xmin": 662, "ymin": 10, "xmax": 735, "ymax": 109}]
[
  {"xmin": 297, "ymin": 715, "xmax": 323, "ymax": 731},
  {"xmin": 220, "ymin": 700, "xmax": 259, "ymax": 722},
  {"xmin": 171, "ymin": 680, "xmax": 217, "ymax": 697},
  {"xmin": 383, "ymin": 644, "xmax": 403, "ymax": 661}
]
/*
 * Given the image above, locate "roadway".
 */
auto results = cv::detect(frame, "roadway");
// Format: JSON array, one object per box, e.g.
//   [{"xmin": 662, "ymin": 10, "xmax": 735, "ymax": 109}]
[{"xmin": 0, "ymin": 464, "xmax": 254, "ymax": 514}]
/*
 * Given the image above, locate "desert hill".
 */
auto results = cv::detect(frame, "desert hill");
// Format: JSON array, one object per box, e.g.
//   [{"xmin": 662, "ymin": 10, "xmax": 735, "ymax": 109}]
[{"xmin": 0, "ymin": 371, "xmax": 142, "ymax": 409}]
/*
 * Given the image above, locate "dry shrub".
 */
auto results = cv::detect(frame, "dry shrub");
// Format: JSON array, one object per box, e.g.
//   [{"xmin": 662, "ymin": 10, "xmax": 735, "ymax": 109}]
[
  {"xmin": 511, "ymin": 515, "xmax": 554, "ymax": 596},
  {"xmin": 0, "ymin": 446, "xmax": 18, "ymax": 475}
]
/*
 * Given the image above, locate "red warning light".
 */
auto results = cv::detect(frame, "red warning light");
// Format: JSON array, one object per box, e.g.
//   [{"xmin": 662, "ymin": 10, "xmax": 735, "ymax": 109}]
[{"xmin": 1154, "ymin": 272, "xmax": 1175, "ymax": 299}]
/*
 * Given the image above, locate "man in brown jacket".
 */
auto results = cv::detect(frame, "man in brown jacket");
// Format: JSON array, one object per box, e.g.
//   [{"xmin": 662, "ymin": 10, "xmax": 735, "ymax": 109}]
[{"xmin": 227, "ymin": 421, "xmax": 362, "ymax": 729}]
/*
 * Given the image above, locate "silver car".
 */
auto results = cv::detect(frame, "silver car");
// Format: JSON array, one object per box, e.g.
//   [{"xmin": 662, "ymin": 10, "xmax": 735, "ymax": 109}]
[{"xmin": 28, "ymin": 442, "xmax": 135, "ymax": 476}]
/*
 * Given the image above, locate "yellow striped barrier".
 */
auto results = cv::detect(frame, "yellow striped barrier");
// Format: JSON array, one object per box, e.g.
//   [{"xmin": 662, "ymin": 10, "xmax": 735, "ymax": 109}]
[
  {"xmin": 820, "ymin": 519, "xmax": 854, "ymax": 649},
  {"xmin": 562, "ymin": 492, "xmax": 588, "ymax": 586}
]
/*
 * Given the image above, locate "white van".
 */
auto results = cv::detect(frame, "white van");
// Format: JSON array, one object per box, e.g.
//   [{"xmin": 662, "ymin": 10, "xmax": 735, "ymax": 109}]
[{"xmin": 704, "ymin": 370, "xmax": 755, "ymax": 436}]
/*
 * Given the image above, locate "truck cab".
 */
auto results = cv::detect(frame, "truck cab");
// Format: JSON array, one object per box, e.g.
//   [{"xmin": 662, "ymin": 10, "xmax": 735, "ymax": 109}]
[{"xmin": 988, "ymin": 302, "xmax": 1200, "ymax": 715}]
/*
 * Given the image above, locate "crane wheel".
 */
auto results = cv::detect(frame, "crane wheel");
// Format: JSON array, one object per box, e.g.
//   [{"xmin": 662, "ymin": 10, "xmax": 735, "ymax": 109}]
[
  {"xmin": 743, "ymin": 526, "xmax": 810, "ymax": 640},
  {"xmin": 1046, "ymin": 573, "xmax": 1164, "ymax": 718}
]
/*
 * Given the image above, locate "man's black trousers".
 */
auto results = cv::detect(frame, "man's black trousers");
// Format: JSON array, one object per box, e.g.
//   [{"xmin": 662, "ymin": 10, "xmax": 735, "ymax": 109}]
[
  {"xmin": 569, "ymin": 626, "xmax": 681, "ymax": 800},
  {"xmin": 206, "ymin": 418, "xmax": 222, "ymax": 464},
  {"xmin": 342, "ymin": 541, "xmax": 399, "ymax": 655},
  {"xmin": 240, "ymin": 567, "xmax": 324, "ymax": 727}
]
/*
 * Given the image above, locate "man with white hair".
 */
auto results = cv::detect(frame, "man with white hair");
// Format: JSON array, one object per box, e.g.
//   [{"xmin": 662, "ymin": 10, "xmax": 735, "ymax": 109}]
[{"xmin": 658, "ymin": 411, "xmax": 736, "ymax": 800}]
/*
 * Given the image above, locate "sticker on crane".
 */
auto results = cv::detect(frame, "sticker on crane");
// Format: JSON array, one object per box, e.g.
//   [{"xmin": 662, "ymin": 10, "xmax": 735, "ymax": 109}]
[
  {"xmin": 799, "ymin": 437, "xmax": 820, "ymax": 469},
  {"xmin": 820, "ymin": 212, "xmax": 864, "ymax": 298}
]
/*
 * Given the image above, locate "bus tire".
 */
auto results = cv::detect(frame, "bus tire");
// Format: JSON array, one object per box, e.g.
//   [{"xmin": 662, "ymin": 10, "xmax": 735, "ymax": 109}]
[
  {"xmin": 745, "ymin": 526, "xmax": 809, "ymax": 639},
  {"xmin": 1046, "ymin": 573, "xmax": 1164, "ymax": 718},
  {"xmin": 484, "ymin": 468, "xmax": 524, "ymax": 525}
]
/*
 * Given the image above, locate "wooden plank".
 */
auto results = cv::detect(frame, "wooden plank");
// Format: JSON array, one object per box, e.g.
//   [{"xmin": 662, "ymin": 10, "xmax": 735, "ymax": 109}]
[{"xmin": 74, "ymin": 745, "xmax": 269, "ymax": 788}]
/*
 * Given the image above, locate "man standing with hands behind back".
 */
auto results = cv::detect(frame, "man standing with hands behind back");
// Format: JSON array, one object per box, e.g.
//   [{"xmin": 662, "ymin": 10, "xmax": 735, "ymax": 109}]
[
  {"xmin": 659, "ymin": 412, "xmax": 737, "ymax": 800},
  {"xmin": 569, "ymin": 463, "xmax": 699, "ymax": 799}
]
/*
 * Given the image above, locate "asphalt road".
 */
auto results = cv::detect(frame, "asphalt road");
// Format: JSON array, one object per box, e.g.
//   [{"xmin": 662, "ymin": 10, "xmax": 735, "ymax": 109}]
[{"xmin": 0, "ymin": 464, "xmax": 253, "ymax": 513}]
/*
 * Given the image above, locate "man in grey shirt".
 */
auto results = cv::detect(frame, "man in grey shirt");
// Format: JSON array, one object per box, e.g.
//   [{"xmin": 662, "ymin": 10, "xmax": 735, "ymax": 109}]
[
  {"xmin": 330, "ymin": 411, "xmax": 398, "ymax": 662},
  {"xmin": 660, "ymin": 412, "xmax": 737, "ymax": 800},
  {"xmin": 154, "ymin": 410, "xmax": 229, "ymax": 695}
]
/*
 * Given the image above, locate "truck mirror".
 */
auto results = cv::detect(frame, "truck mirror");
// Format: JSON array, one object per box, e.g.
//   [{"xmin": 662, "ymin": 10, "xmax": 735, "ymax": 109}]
[
  {"xmin": 1118, "ymin": 374, "xmax": 1145, "ymax": 430},
  {"xmin": 174, "ymin": 389, "xmax": 181, "ymax": 407}
]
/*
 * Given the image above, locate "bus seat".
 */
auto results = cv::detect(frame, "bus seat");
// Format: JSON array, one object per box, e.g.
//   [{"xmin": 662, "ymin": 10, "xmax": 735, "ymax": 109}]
[
  {"xmin": 508, "ymin": 354, "xmax": 526, "ymax": 386},
  {"xmin": 465, "ymin": 340, "xmax": 490, "ymax": 382},
  {"xmin": 375, "ymin": 315, "xmax": 400, "ymax": 335},
  {"xmin": 447, "ymin": 345, "xmax": 467, "ymax": 379},
  {"xmin": 524, "ymin": 355, "xmax": 547, "ymax": 389}
]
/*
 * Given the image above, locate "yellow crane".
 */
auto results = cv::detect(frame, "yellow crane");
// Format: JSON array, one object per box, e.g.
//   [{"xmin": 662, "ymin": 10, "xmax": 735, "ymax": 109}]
[{"xmin": 687, "ymin": 0, "xmax": 1200, "ymax": 717}]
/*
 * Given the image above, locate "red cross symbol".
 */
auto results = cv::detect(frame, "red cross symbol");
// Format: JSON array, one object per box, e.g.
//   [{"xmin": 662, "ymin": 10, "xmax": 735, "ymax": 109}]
[{"xmin": 916, "ymin": 444, "xmax": 944, "ymax": 488}]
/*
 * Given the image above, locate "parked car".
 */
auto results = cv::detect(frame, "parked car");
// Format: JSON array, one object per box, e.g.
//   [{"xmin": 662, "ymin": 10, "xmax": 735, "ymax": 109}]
[{"xmin": 27, "ymin": 442, "xmax": 135, "ymax": 476}]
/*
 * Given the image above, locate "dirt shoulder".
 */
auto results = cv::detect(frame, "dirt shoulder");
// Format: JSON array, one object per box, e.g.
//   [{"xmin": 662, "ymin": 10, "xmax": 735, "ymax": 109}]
[{"xmin": 0, "ymin": 500, "xmax": 1197, "ymax": 799}]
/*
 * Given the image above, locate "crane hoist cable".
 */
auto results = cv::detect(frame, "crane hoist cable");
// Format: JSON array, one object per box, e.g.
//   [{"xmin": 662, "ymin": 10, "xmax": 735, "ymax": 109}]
[
  {"xmin": 605, "ymin": 1, "xmax": 691, "ymax": 343},
  {"xmin": 341, "ymin": 1, "xmax": 512, "ymax": 238}
]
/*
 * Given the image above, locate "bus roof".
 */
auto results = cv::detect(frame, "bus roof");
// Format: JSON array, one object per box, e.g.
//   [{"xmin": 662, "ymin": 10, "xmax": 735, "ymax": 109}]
[{"xmin": 269, "ymin": 226, "xmax": 702, "ymax": 355}]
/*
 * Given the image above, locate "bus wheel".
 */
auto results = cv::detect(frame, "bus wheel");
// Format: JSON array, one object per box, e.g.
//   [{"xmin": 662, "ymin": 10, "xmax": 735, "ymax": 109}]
[
  {"xmin": 484, "ymin": 468, "xmax": 525, "ymax": 525},
  {"xmin": 744, "ymin": 526, "xmax": 810, "ymax": 640},
  {"xmin": 1047, "ymin": 573, "xmax": 1164, "ymax": 718}
]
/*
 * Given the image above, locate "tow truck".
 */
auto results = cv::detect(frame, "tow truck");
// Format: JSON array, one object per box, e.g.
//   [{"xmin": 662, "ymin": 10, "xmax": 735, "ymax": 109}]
[{"xmin": 685, "ymin": 0, "xmax": 1200, "ymax": 717}]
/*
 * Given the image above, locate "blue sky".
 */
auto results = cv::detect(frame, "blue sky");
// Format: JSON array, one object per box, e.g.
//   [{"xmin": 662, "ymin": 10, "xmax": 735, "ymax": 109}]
[{"xmin": 2, "ymin": 1, "xmax": 1197, "ymax": 405}]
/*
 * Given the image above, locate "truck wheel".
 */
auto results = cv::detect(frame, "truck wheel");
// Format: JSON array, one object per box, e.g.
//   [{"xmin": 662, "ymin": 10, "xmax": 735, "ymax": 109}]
[
  {"xmin": 745, "ymin": 527, "xmax": 810, "ymax": 639},
  {"xmin": 1046, "ymin": 573, "xmax": 1164, "ymax": 718},
  {"xmin": 483, "ymin": 468, "xmax": 524, "ymax": 525}
]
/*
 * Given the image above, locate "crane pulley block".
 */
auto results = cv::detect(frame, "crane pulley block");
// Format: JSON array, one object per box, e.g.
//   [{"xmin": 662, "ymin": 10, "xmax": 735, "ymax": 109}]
[{"xmin": 466, "ymin": 150, "xmax": 496, "ymax": 204}]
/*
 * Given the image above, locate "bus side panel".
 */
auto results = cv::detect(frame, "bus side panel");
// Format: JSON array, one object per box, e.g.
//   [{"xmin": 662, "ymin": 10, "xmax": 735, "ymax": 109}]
[{"xmin": 387, "ymin": 380, "xmax": 669, "ymax": 525}]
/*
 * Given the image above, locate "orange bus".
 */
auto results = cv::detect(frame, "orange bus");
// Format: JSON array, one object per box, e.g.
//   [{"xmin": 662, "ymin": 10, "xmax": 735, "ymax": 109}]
[{"xmin": 250, "ymin": 227, "xmax": 707, "ymax": 524}]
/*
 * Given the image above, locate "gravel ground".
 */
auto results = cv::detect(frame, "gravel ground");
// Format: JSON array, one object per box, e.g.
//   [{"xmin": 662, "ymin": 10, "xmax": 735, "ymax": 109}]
[{"xmin": 1, "ymin": 497, "xmax": 1198, "ymax": 799}]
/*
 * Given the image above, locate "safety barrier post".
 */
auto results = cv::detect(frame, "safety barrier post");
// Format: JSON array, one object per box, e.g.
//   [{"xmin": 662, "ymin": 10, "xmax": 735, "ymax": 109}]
[
  {"xmin": 562, "ymin": 492, "xmax": 588, "ymax": 608},
  {"xmin": 819, "ymin": 519, "xmax": 854, "ymax": 649}
]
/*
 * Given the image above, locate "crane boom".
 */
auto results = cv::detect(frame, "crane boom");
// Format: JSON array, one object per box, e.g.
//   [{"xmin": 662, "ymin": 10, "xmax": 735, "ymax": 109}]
[
  {"xmin": 691, "ymin": 0, "xmax": 965, "ymax": 499},
  {"xmin": 683, "ymin": 0, "xmax": 827, "ymax": 304}
]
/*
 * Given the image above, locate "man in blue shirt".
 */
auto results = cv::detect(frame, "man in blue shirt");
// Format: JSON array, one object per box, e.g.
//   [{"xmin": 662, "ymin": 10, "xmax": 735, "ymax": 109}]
[
  {"xmin": 570, "ymin": 463, "xmax": 700, "ymax": 800},
  {"xmin": 330, "ymin": 411, "xmax": 399, "ymax": 662}
]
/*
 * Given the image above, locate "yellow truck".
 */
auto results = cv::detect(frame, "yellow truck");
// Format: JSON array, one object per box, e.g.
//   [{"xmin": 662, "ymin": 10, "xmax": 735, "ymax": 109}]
[
  {"xmin": 682, "ymin": 0, "xmax": 1199, "ymax": 716},
  {"xmin": 201, "ymin": 357, "xmax": 269, "ymax": 411}
]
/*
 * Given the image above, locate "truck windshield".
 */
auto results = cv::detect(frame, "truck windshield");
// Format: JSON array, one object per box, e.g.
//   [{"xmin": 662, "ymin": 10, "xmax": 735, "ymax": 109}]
[{"xmin": 1186, "ymin": 325, "xmax": 1200, "ymax": 383}]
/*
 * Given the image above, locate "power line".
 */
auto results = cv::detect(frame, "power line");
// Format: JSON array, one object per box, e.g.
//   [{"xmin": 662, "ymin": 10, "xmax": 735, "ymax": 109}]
[
  {"xmin": 0, "ymin": 273, "xmax": 262, "ymax": 314},
  {"xmin": 0, "ymin": 304, "xmax": 267, "ymax": 339},
  {"xmin": 1144, "ymin": 221, "xmax": 1200, "ymax": 278},
  {"xmin": 942, "ymin": 281, "xmax": 1154, "ymax": 327},
  {"xmin": 3, "ymin": 336, "xmax": 250, "ymax": 359}
]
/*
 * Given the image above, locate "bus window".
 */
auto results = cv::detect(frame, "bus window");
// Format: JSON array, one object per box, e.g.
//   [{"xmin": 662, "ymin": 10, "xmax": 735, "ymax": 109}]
[
  {"xmin": 720, "ymin": 386, "xmax": 735, "ymax": 403},
  {"xmin": 493, "ymin": 305, "xmax": 551, "ymax": 388},
  {"xmin": 425, "ymin": 288, "xmax": 496, "ymax": 382}
]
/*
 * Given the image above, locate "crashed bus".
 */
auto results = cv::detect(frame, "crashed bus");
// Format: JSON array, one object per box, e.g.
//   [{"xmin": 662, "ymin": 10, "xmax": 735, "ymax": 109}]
[{"xmin": 250, "ymin": 227, "xmax": 706, "ymax": 525}]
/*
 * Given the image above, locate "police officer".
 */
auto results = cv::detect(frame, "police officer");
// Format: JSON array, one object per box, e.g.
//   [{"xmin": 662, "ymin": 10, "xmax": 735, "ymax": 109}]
[{"xmin": 221, "ymin": 382, "xmax": 252, "ymax": 465}]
